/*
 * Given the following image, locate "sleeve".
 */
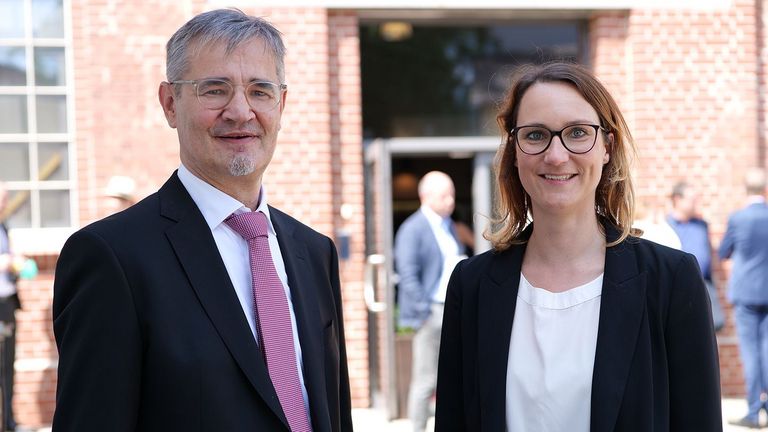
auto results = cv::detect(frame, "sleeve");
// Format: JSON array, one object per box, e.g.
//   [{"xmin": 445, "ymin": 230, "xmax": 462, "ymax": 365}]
[
  {"xmin": 327, "ymin": 237, "xmax": 354, "ymax": 432},
  {"xmin": 52, "ymin": 229, "xmax": 142, "ymax": 432},
  {"xmin": 718, "ymin": 216, "xmax": 736, "ymax": 260},
  {"xmin": 665, "ymin": 253, "xmax": 722, "ymax": 430},
  {"xmin": 434, "ymin": 260, "xmax": 467, "ymax": 431},
  {"xmin": 394, "ymin": 221, "xmax": 429, "ymax": 326}
]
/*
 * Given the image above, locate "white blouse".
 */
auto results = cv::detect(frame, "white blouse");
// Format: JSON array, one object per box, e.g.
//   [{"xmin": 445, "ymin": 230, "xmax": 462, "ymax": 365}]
[{"xmin": 506, "ymin": 272, "xmax": 603, "ymax": 432}]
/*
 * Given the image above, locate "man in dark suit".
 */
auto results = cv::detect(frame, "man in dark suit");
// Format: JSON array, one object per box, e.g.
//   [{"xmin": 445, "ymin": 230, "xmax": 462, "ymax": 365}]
[
  {"xmin": 720, "ymin": 167, "xmax": 768, "ymax": 429},
  {"xmin": 394, "ymin": 171, "xmax": 465, "ymax": 432},
  {"xmin": 52, "ymin": 9, "xmax": 352, "ymax": 432},
  {"xmin": 0, "ymin": 183, "xmax": 21, "ymax": 431}
]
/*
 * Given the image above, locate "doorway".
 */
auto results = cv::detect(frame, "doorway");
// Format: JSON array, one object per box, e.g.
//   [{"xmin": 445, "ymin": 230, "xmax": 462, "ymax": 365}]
[{"xmin": 363, "ymin": 137, "xmax": 497, "ymax": 419}]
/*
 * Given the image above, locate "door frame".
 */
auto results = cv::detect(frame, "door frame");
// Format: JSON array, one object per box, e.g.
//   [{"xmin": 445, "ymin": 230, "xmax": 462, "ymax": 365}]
[{"xmin": 363, "ymin": 136, "xmax": 499, "ymax": 419}]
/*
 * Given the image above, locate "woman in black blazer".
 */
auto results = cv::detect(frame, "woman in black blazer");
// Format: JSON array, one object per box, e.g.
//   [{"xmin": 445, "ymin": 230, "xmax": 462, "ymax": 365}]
[{"xmin": 434, "ymin": 62, "xmax": 721, "ymax": 432}]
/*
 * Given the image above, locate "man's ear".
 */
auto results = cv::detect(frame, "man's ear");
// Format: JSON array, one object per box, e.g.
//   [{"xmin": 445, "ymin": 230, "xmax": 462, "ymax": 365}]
[
  {"xmin": 158, "ymin": 82, "xmax": 178, "ymax": 128},
  {"xmin": 276, "ymin": 88, "xmax": 287, "ymax": 132}
]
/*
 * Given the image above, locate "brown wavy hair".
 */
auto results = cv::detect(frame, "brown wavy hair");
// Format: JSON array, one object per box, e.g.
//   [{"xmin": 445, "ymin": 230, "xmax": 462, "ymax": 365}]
[{"xmin": 487, "ymin": 62, "xmax": 637, "ymax": 251}]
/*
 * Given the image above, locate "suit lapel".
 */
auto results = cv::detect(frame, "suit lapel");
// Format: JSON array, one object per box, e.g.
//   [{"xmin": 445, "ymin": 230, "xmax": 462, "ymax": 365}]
[
  {"xmin": 590, "ymin": 229, "xmax": 646, "ymax": 432},
  {"xmin": 159, "ymin": 173, "xmax": 289, "ymax": 429},
  {"xmin": 478, "ymin": 244, "xmax": 524, "ymax": 431},
  {"xmin": 270, "ymin": 208, "xmax": 331, "ymax": 432}
]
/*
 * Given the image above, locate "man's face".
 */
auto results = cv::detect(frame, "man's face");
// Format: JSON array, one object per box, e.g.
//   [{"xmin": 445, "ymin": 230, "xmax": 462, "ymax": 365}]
[
  {"xmin": 159, "ymin": 38, "xmax": 286, "ymax": 190},
  {"xmin": 675, "ymin": 188, "xmax": 700, "ymax": 219},
  {"xmin": 425, "ymin": 180, "xmax": 456, "ymax": 218}
]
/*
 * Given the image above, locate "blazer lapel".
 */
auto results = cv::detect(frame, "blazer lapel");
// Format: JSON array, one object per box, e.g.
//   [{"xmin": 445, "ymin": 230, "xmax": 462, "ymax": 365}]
[
  {"xmin": 590, "ymin": 228, "xmax": 646, "ymax": 432},
  {"xmin": 478, "ymin": 243, "xmax": 525, "ymax": 431},
  {"xmin": 270, "ymin": 208, "xmax": 331, "ymax": 432},
  {"xmin": 159, "ymin": 173, "xmax": 289, "ymax": 429}
]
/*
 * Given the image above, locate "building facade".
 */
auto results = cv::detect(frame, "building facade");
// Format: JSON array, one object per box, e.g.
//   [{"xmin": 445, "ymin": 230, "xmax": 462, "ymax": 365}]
[{"xmin": 0, "ymin": 0, "xmax": 764, "ymax": 426}]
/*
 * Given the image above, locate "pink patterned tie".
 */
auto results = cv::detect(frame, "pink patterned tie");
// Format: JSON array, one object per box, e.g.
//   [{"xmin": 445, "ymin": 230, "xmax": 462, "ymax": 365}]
[{"xmin": 225, "ymin": 211, "xmax": 312, "ymax": 432}]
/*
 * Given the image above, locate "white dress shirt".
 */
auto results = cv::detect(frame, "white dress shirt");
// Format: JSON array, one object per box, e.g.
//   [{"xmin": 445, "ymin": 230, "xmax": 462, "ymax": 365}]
[
  {"xmin": 177, "ymin": 164, "xmax": 310, "ymax": 411},
  {"xmin": 506, "ymin": 272, "xmax": 603, "ymax": 432},
  {"xmin": 420, "ymin": 206, "xmax": 466, "ymax": 303}
]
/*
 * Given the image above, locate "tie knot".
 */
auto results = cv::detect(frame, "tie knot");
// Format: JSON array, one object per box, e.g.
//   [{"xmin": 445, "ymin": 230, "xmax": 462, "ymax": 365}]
[{"xmin": 225, "ymin": 211, "xmax": 269, "ymax": 240}]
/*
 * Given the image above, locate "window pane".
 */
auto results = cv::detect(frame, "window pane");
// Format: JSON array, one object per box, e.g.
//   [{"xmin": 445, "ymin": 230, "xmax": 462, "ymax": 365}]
[
  {"xmin": 36, "ymin": 95, "xmax": 67, "ymax": 133},
  {"xmin": 361, "ymin": 22, "xmax": 583, "ymax": 138},
  {"xmin": 0, "ymin": 96, "xmax": 28, "ymax": 133},
  {"xmin": 0, "ymin": 143, "xmax": 30, "ymax": 181},
  {"xmin": 38, "ymin": 142, "xmax": 68, "ymax": 180},
  {"xmin": 5, "ymin": 190, "xmax": 31, "ymax": 229},
  {"xmin": 34, "ymin": 47, "xmax": 65, "ymax": 86},
  {"xmin": 32, "ymin": 0, "xmax": 64, "ymax": 38},
  {"xmin": 0, "ymin": 0, "xmax": 25, "ymax": 38},
  {"xmin": 0, "ymin": 46, "xmax": 27, "ymax": 86},
  {"xmin": 40, "ymin": 189, "xmax": 69, "ymax": 227}
]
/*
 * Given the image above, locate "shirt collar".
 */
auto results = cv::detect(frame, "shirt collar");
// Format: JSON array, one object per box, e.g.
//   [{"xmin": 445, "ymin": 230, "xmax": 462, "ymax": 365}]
[
  {"xmin": 177, "ymin": 164, "xmax": 276, "ymax": 235},
  {"xmin": 747, "ymin": 195, "xmax": 766, "ymax": 206},
  {"xmin": 420, "ymin": 205, "xmax": 449, "ymax": 229}
]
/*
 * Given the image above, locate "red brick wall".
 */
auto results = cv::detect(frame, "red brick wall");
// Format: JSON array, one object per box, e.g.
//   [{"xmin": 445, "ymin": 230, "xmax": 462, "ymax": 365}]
[
  {"xmin": 327, "ymin": 11, "xmax": 369, "ymax": 407},
  {"xmin": 14, "ymin": 255, "xmax": 57, "ymax": 426},
  {"xmin": 71, "ymin": 0, "xmax": 200, "ymax": 224},
  {"xmin": 591, "ymin": 1, "xmax": 761, "ymax": 397},
  {"xmin": 760, "ymin": 0, "xmax": 768, "ymax": 174}
]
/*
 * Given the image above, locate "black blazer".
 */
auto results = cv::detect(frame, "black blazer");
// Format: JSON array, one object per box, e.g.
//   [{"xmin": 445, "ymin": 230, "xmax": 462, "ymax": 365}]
[
  {"xmin": 52, "ymin": 172, "xmax": 353, "ymax": 432},
  {"xmin": 435, "ymin": 223, "xmax": 721, "ymax": 432}
]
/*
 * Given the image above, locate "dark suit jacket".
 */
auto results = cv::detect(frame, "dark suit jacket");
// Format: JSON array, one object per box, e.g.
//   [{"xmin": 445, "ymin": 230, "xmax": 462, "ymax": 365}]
[
  {"xmin": 435, "ymin": 223, "xmax": 721, "ymax": 432},
  {"xmin": 52, "ymin": 173, "xmax": 353, "ymax": 432}
]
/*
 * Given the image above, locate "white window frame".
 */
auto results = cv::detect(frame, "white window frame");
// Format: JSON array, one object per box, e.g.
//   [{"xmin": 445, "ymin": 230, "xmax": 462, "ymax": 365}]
[{"xmin": 0, "ymin": 0, "xmax": 77, "ymax": 254}]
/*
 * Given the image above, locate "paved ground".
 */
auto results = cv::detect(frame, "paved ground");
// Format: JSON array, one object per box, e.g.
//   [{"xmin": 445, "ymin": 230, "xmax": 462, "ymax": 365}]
[
  {"xmin": 350, "ymin": 398, "xmax": 763, "ymax": 431},
  {"xmin": 16, "ymin": 399, "xmax": 764, "ymax": 431}
]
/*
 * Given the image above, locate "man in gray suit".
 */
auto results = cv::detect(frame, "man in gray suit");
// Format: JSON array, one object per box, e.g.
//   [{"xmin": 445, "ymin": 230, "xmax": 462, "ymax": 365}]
[
  {"xmin": 720, "ymin": 168, "xmax": 768, "ymax": 428},
  {"xmin": 394, "ymin": 171, "xmax": 466, "ymax": 432}
]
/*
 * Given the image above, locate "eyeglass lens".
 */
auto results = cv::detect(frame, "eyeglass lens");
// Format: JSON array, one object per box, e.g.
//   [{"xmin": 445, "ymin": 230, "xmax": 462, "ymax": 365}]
[
  {"xmin": 516, "ymin": 124, "xmax": 598, "ymax": 154},
  {"xmin": 195, "ymin": 79, "xmax": 281, "ymax": 111}
]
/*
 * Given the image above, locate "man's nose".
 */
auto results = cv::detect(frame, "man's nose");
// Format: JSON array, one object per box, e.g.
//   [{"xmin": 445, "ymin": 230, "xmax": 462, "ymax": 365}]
[{"xmin": 222, "ymin": 87, "xmax": 256, "ymax": 122}]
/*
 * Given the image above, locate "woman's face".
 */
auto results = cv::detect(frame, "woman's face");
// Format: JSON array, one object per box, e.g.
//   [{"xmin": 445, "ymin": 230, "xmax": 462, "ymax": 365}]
[{"xmin": 514, "ymin": 81, "xmax": 611, "ymax": 218}]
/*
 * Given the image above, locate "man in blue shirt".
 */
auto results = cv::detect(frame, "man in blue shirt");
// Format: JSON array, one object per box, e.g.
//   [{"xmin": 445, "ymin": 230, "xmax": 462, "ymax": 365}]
[{"xmin": 667, "ymin": 181, "xmax": 724, "ymax": 331}]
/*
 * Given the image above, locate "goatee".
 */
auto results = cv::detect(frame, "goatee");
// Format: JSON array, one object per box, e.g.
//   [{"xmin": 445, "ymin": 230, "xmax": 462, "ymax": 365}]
[{"xmin": 229, "ymin": 155, "xmax": 255, "ymax": 177}]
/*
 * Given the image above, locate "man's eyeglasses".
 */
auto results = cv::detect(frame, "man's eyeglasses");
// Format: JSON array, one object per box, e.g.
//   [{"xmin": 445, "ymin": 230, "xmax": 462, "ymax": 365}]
[
  {"xmin": 170, "ymin": 79, "xmax": 287, "ymax": 112},
  {"xmin": 511, "ymin": 124, "xmax": 608, "ymax": 155}
]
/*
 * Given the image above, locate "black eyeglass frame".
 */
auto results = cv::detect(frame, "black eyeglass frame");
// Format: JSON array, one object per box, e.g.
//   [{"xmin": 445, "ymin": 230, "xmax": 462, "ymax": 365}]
[
  {"xmin": 510, "ymin": 123, "xmax": 610, "ymax": 155},
  {"xmin": 168, "ymin": 79, "xmax": 288, "ymax": 112}
]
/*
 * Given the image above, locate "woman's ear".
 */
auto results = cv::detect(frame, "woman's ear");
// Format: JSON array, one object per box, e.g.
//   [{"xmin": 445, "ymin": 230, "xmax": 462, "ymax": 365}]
[{"xmin": 603, "ymin": 132, "xmax": 614, "ymax": 165}]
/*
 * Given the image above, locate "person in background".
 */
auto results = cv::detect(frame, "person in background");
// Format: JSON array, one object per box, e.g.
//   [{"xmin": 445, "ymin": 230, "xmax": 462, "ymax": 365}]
[
  {"xmin": 104, "ymin": 175, "xmax": 137, "ymax": 212},
  {"xmin": 633, "ymin": 199, "xmax": 681, "ymax": 249},
  {"xmin": 667, "ymin": 181, "xmax": 724, "ymax": 332},
  {"xmin": 435, "ymin": 62, "xmax": 721, "ymax": 431},
  {"xmin": 0, "ymin": 183, "xmax": 22, "ymax": 432},
  {"xmin": 720, "ymin": 168, "xmax": 768, "ymax": 429},
  {"xmin": 52, "ymin": 9, "xmax": 352, "ymax": 431},
  {"xmin": 395, "ymin": 171, "xmax": 466, "ymax": 432}
]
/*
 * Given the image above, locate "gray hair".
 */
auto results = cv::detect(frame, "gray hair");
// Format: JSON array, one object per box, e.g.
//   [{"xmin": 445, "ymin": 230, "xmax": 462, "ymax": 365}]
[{"xmin": 165, "ymin": 8, "xmax": 286, "ymax": 84}]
